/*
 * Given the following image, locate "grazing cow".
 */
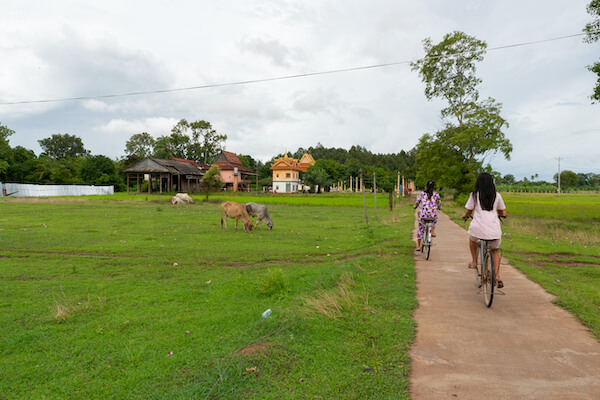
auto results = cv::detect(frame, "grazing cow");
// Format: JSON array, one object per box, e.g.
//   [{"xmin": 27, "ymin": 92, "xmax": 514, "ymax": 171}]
[
  {"xmin": 245, "ymin": 202, "xmax": 274, "ymax": 230},
  {"xmin": 221, "ymin": 201, "xmax": 253, "ymax": 232},
  {"xmin": 171, "ymin": 193, "xmax": 194, "ymax": 205}
]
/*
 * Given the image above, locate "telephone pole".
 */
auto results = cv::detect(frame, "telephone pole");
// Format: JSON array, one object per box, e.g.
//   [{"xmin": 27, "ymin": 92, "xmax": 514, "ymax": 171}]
[{"xmin": 556, "ymin": 157, "xmax": 562, "ymax": 196}]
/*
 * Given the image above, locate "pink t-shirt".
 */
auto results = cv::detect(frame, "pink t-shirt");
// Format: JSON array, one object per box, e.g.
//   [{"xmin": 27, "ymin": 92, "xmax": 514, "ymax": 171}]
[{"xmin": 465, "ymin": 192, "xmax": 506, "ymax": 240}]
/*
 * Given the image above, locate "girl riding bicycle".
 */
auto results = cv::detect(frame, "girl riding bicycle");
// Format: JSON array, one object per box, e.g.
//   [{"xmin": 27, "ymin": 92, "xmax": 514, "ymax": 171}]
[
  {"xmin": 462, "ymin": 173, "xmax": 507, "ymax": 288},
  {"xmin": 413, "ymin": 180, "xmax": 441, "ymax": 251}
]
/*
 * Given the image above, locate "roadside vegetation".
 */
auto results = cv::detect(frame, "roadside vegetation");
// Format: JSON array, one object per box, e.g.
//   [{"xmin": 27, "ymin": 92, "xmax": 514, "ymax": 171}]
[
  {"xmin": 0, "ymin": 194, "xmax": 416, "ymax": 399},
  {"xmin": 444, "ymin": 192, "xmax": 600, "ymax": 339}
]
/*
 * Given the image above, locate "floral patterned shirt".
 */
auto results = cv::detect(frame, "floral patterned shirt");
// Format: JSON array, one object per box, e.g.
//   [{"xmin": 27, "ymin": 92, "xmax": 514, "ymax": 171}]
[{"xmin": 414, "ymin": 191, "xmax": 441, "ymax": 219}]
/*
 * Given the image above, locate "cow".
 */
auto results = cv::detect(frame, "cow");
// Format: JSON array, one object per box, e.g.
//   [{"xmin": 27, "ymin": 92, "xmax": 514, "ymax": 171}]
[
  {"xmin": 245, "ymin": 202, "xmax": 274, "ymax": 230},
  {"xmin": 171, "ymin": 193, "xmax": 194, "ymax": 205},
  {"xmin": 221, "ymin": 201, "xmax": 253, "ymax": 232}
]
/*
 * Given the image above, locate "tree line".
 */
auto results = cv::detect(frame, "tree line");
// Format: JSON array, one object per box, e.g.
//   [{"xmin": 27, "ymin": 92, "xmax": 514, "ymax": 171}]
[{"xmin": 0, "ymin": 120, "xmax": 417, "ymax": 192}]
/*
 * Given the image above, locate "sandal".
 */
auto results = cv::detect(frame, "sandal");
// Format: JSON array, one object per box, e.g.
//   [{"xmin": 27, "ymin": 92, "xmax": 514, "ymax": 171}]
[
  {"xmin": 467, "ymin": 263, "xmax": 476, "ymax": 269},
  {"xmin": 497, "ymin": 280, "xmax": 504, "ymax": 289}
]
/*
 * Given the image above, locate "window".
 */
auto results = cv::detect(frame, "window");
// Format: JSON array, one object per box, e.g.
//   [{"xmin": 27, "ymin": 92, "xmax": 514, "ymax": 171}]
[{"xmin": 286, "ymin": 173, "xmax": 291, "ymax": 178}]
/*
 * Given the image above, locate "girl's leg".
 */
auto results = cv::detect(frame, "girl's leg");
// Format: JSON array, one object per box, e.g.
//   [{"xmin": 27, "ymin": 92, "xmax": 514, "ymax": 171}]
[
  {"xmin": 469, "ymin": 239, "xmax": 478, "ymax": 267},
  {"xmin": 491, "ymin": 249, "xmax": 501, "ymax": 281}
]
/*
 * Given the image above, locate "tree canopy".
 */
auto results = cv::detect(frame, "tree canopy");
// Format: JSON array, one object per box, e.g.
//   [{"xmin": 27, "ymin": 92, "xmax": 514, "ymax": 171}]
[
  {"xmin": 38, "ymin": 134, "xmax": 89, "ymax": 159},
  {"xmin": 410, "ymin": 31, "xmax": 511, "ymax": 194},
  {"xmin": 584, "ymin": 0, "xmax": 600, "ymax": 102}
]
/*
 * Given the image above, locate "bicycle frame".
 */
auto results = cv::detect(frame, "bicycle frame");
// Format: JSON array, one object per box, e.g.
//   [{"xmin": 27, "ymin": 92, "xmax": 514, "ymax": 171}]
[
  {"xmin": 421, "ymin": 218, "xmax": 434, "ymax": 260},
  {"xmin": 477, "ymin": 239, "xmax": 495, "ymax": 308}
]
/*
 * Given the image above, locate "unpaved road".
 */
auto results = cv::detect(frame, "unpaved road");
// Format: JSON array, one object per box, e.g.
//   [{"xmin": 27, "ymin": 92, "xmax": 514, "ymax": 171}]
[{"xmin": 410, "ymin": 212, "xmax": 600, "ymax": 399}]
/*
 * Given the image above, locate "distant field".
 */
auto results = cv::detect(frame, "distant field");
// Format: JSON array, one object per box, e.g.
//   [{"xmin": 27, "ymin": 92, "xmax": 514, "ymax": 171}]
[
  {"xmin": 0, "ymin": 194, "xmax": 416, "ymax": 399},
  {"xmin": 445, "ymin": 192, "xmax": 600, "ymax": 338}
]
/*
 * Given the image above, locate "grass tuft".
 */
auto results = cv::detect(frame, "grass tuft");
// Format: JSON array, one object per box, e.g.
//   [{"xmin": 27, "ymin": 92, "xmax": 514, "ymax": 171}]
[{"xmin": 302, "ymin": 273, "xmax": 365, "ymax": 319}]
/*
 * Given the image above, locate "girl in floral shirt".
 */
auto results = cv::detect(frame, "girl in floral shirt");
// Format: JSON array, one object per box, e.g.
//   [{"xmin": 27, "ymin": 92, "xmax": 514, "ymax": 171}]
[{"xmin": 413, "ymin": 180, "xmax": 442, "ymax": 250}]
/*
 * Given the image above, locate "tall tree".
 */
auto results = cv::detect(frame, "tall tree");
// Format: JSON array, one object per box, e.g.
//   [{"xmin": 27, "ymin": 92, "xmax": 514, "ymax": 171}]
[
  {"xmin": 584, "ymin": 0, "xmax": 600, "ymax": 102},
  {"xmin": 125, "ymin": 132, "xmax": 155, "ymax": 158},
  {"xmin": 189, "ymin": 120, "xmax": 227, "ymax": 164},
  {"xmin": 0, "ymin": 123, "xmax": 15, "ymax": 175},
  {"xmin": 410, "ymin": 31, "xmax": 511, "ymax": 194},
  {"xmin": 38, "ymin": 134, "xmax": 89, "ymax": 159}
]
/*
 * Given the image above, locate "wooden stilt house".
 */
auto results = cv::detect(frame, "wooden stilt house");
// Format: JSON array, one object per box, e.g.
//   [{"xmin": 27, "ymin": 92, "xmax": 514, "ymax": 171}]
[{"xmin": 123, "ymin": 157, "xmax": 209, "ymax": 194}]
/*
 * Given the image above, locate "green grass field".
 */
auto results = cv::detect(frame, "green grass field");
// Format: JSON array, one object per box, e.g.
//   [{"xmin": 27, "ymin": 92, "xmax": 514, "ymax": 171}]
[
  {"xmin": 445, "ymin": 192, "xmax": 600, "ymax": 339},
  {"xmin": 0, "ymin": 194, "xmax": 416, "ymax": 399}
]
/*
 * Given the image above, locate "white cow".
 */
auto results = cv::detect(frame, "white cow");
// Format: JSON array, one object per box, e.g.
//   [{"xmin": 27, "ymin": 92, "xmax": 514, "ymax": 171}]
[
  {"xmin": 171, "ymin": 193, "xmax": 194, "ymax": 205},
  {"xmin": 245, "ymin": 202, "xmax": 274, "ymax": 230}
]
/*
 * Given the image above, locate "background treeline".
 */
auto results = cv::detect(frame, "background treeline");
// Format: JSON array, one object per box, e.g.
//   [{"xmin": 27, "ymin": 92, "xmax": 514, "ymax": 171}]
[
  {"xmin": 1, "ymin": 122, "xmax": 417, "ymax": 192},
  {"xmin": 496, "ymin": 172, "xmax": 600, "ymax": 193},
  {"xmin": 2, "ymin": 121, "xmax": 598, "ymax": 193}
]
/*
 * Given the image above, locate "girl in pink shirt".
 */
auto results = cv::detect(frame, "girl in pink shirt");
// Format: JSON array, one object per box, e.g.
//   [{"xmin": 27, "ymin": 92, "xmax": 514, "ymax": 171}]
[{"xmin": 462, "ymin": 173, "xmax": 507, "ymax": 288}]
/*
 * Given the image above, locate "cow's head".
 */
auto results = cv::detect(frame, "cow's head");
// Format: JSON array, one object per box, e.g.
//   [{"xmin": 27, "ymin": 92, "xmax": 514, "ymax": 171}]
[
  {"xmin": 245, "ymin": 220, "xmax": 254, "ymax": 232},
  {"xmin": 267, "ymin": 220, "xmax": 274, "ymax": 230}
]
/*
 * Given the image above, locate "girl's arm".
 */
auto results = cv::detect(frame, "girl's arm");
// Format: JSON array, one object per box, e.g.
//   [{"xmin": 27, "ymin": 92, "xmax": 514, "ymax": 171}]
[
  {"xmin": 462, "ymin": 209, "xmax": 473, "ymax": 221},
  {"xmin": 413, "ymin": 194, "xmax": 421, "ymax": 209}
]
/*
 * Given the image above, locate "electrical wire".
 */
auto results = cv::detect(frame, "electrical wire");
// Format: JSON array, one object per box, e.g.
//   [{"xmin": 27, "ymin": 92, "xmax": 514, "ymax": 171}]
[{"xmin": 0, "ymin": 31, "xmax": 597, "ymax": 106}]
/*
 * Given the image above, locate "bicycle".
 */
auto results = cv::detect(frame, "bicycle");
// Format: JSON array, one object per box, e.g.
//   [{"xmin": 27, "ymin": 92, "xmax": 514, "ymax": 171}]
[
  {"xmin": 475, "ymin": 238, "xmax": 496, "ymax": 307},
  {"xmin": 465, "ymin": 216, "xmax": 506, "ymax": 308},
  {"xmin": 420, "ymin": 217, "xmax": 435, "ymax": 260}
]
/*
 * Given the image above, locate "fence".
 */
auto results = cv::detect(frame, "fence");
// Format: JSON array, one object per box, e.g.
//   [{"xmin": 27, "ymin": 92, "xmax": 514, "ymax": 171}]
[{"xmin": 1, "ymin": 182, "xmax": 114, "ymax": 197}]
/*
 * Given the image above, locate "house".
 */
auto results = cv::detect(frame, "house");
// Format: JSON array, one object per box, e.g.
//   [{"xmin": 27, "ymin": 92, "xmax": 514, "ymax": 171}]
[
  {"xmin": 212, "ymin": 151, "xmax": 254, "ymax": 191},
  {"xmin": 123, "ymin": 157, "xmax": 209, "ymax": 194},
  {"xmin": 270, "ymin": 153, "xmax": 314, "ymax": 193}
]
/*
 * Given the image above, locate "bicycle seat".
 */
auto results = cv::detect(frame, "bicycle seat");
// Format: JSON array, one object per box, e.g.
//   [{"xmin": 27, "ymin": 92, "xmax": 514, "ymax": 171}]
[{"xmin": 422, "ymin": 217, "xmax": 435, "ymax": 222}]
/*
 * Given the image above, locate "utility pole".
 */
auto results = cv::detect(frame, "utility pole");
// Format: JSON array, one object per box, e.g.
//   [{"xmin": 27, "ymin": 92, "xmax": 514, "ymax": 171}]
[
  {"xmin": 556, "ymin": 157, "xmax": 562, "ymax": 196},
  {"xmin": 361, "ymin": 169, "xmax": 368, "ymax": 225},
  {"xmin": 373, "ymin": 171, "xmax": 377, "ymax": 218}
]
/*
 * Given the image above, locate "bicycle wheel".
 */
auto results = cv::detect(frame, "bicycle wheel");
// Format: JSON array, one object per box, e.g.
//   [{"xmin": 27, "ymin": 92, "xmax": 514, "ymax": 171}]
[
  {"xmin": 483, "ymin": 249, "xmax": 495, "ymax": 307},
  {"xmin": 425, "ymin": 242, "xmax": 431, "ymax": 260},
  {"xmin": 474, "ymin": 247, "xmax": 481, "ymax": 286}
]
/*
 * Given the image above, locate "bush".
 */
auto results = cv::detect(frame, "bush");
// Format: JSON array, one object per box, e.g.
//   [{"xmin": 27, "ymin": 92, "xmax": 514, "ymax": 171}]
[{"xmin": 256, "ymin": 268, "xmax": 287, "ymax": 297}]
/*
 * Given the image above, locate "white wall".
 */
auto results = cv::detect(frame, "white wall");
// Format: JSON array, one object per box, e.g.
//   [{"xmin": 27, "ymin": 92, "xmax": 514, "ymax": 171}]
[{"xmin": 1, "ymin": 183, "xmax": 114, "ymax": 197}]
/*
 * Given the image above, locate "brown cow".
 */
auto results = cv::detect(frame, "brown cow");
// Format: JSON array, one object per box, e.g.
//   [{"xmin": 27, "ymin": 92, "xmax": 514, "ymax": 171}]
[{"xmin": 221, "ymin": 201, "xmax": 253, "ymax": 232}]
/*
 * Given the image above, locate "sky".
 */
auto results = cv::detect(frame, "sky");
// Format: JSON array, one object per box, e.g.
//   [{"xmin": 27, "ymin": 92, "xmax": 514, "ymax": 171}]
[{"xmin": 1, "ymin": 0, "xmax": 599, "ymax": 182}]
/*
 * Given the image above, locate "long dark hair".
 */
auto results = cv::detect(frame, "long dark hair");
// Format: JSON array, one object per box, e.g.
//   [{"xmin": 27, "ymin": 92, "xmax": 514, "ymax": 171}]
[
  {"xmin": 425, "ymin": 180, "xmax": 435, "ymax": 200},
  {"xmin": 474, "ymin": 173, "xmax": 496, "ymax": 211}
]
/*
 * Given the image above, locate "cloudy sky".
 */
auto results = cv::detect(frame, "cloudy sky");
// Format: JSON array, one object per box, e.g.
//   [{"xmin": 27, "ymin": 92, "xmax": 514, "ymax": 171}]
[{"xmin": 1, "ymin": 0, "xmax": 598, "ymax": 181}]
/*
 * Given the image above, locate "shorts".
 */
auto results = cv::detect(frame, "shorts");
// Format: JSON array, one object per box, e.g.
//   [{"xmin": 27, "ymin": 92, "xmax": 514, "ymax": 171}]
[{"xmin": 469, "ymin": 234, "xmax": 501, "ymax": 249}]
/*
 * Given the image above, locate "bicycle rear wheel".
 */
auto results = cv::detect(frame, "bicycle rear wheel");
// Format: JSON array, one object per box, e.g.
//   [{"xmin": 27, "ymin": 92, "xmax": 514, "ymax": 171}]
[{"xmin": 483, "ymin": 250, "xmax": 495, "ymax": 307}]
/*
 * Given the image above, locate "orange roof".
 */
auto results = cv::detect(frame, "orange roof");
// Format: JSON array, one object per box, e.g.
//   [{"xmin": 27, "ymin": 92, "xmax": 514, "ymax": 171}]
[
  {"xmin": 297, "ymin": 153, "xmax": 315, "ymax": 171},
  {"xmin": 213, "ymin": 151, "xmax": 252, "ymax": 173},
  {"xmin": 270, "ymin": 153, "xmax": 302, "ymax": 171}
]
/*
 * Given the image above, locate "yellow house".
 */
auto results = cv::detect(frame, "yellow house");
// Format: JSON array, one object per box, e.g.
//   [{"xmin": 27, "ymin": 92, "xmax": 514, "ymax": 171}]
[{"xmin": 270, "ymin": 153, "xmax": 314, "ymax": 193}]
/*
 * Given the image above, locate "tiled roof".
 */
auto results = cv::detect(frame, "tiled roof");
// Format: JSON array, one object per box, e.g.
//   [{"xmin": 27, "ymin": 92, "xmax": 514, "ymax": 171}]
[
  {"xmin": 213, "ymin": 151, "xmax": 252, "ymax": 173},
  {"xmin": 123, "ymin": 157, "xmax": 205, "ymax": 176}
]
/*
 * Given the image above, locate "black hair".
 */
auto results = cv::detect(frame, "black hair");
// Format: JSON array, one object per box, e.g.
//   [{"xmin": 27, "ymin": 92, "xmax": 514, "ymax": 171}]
[
  {"xmin": 473, "ymin": 173, "xmax": 496, "ymax": 211},
  {"xmin": 425, "ymin": 180, "xmax": 435, "ymax": 200}
]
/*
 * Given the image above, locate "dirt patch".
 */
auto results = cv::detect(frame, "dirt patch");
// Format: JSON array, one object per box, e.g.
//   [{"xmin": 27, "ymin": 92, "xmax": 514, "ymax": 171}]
[
  {"xmin": 238, "ymin": 343, "xmax": 270, "ymax": 356},
  {"xmin": 511, "ymin": 252, "xmax": 600, "ymax": 268}
]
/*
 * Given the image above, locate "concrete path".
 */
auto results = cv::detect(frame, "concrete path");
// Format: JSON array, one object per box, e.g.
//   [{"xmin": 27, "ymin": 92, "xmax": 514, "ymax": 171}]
[{"xmin": 409, "ymin": 211, "xmax": 600, "ymax": 399}]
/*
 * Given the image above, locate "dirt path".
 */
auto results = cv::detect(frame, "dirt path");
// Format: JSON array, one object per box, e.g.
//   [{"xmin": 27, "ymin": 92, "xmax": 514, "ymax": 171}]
[{"xmin": 409, "ymin": 211, "xmax": 600, "ymax": 399}]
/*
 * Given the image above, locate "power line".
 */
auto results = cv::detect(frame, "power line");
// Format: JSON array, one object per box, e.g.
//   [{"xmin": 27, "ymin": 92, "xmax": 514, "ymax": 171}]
[{"xmin": 0, "ymin": 31, "xmax": 596, "ymax": 106}]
